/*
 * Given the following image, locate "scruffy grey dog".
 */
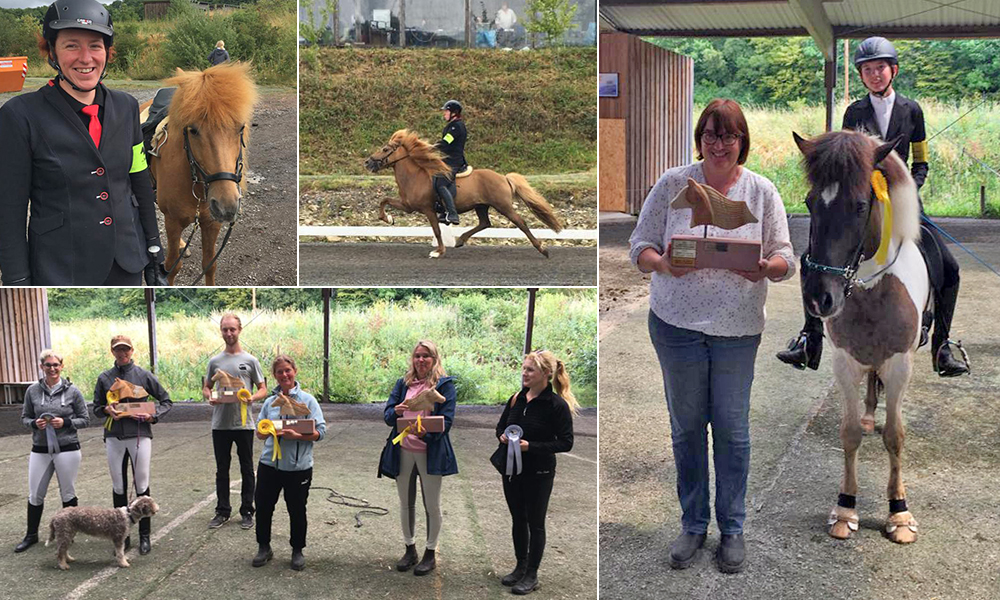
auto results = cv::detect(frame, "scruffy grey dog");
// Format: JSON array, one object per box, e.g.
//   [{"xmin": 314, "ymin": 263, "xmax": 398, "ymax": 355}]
[{"xmin": 46, "ymin": 496, "xmax": 159, "ymax": 570}]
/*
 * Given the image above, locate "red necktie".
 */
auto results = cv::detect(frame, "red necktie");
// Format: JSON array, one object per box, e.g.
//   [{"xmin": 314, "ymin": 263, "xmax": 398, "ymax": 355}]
[{"xmin": 81, "ymin": 104, "xmax": 101, "ymax": 149}]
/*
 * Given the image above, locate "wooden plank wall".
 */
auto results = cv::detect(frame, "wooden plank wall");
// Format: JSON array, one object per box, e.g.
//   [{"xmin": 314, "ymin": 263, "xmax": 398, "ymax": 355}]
[
  {"xmin": 0, "ymin": 289, "xmax": 50, "ymax": 384},
  {"xmin": 627, "ymin": 38, "xmax": 693, "ymax": 214},
  {"xmin": 600, "ymin": 32, "xmax": 693, "ymax": 214},
  {"xmin": 598, "ymin": 119, "xmax": 626, "ymax": 211}
]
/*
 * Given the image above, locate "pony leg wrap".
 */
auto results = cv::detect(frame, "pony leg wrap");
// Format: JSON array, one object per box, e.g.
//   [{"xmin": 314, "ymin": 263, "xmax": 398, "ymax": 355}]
[
  {"xmin": 889, "ymin": 498, "xmax": 907, "ymax": 514},
  {"xmin": 837, "ymin": 494, "xmax": 857, "ymax": 509}
]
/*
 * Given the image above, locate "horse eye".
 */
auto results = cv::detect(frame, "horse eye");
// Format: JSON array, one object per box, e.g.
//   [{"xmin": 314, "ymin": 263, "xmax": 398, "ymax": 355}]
[{"xmin": 189, "ymin": 126, "xmax": 200, "ymax": 136}]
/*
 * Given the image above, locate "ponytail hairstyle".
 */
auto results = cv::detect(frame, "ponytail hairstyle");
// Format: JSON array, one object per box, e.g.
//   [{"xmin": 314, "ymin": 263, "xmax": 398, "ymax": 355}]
[{"xmin": 525, "ymin": 350, "xmax": 579, "ymax": 416}]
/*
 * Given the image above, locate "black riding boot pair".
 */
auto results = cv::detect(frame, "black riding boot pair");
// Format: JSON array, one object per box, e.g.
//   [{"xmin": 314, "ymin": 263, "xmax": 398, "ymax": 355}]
[
  {"xmin": 14, "ymin": 502, "xmax": 44, "ymax": 552},
  {"xmin": 433, "ymin": 176, "xmax": 460, "ymax": 225}
]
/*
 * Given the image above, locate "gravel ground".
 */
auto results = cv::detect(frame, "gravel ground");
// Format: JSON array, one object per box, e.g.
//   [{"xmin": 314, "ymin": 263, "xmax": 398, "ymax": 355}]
[{"xmin": 0, "ymin": 78, "xmax": 296, "ymax": 286}]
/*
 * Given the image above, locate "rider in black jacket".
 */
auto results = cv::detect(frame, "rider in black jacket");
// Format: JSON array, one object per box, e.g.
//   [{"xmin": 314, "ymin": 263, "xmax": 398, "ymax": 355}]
[
  {"xmin": 433, "ymin": 100, "xmax": 467, "ymax": 225},
  {"xmin": 777, "ymin": 36, "xmax": 969, "ymax": 377}
]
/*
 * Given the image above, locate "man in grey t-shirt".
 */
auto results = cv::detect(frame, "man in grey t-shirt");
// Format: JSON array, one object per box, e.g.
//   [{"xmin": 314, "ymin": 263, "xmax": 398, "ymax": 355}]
[{"xmin": 202, "ymin": 314, "xmax": 267, "ymax": 530}]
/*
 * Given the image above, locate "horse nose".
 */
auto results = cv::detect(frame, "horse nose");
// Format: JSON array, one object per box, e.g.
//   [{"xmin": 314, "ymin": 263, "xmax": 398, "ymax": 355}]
[
  {"xmin": 819, "ymin": 291, "xmax": 835, "ymax": 315},
  {"xmin": 208, "ymin": 192, "xmax": 240, "ymax": 223}
]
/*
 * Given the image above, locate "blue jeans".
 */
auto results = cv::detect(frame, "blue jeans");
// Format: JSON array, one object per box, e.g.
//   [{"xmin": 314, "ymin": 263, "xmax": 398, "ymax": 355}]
[{"xmin": 648, "ymin": 311, "xmax": 760, "ymax": 535}]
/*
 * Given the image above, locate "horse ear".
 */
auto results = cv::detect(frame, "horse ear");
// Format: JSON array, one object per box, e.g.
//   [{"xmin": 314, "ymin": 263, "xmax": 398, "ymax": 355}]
[
  {"xmin": 874, "ymin": 135, "xmax": 903, "ymax": 166},
  {"xmin": 792, "ymin": 132, "xmax": 813, "ymax": 155}
]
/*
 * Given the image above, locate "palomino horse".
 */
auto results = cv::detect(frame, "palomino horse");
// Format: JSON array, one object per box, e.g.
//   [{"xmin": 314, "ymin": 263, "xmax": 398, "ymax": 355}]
[
  {"xmin": 793, "ymin": 130, "xmax": 929, "ymax": 544},
  {"xmin": 364, "ymin": 130, "xmax": 563, "ymax": 258},
  {"xmin": 141, "ymin": 62, "xmax": 258, "ymax": 285}
]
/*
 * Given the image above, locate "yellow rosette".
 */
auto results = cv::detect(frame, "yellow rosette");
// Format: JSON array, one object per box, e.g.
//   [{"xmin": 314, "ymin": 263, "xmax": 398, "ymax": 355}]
[
  {"xmin": 392, "ymin": 414, "xmax": 424, "ymax": 445},
  {"xmin": 870, "ymin": 171, "xmax": 893, "ymax": 265},
  {"xmin": 105, "ymin": 390, "xmax": 120, "ymax": 430},
  {"xmin": 257, "ymin": 419, "xmax": 282, "ymax": 462},
  {"xmin": 237, "ymin": 388, "xmax": 252, "ymax": 427}
]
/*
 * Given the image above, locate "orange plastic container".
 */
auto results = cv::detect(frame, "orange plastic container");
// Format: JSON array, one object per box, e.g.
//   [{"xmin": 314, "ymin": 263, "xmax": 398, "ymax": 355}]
[{"xmin": 0, "ymin": 57, "xmax": 28, "ymax": 93}]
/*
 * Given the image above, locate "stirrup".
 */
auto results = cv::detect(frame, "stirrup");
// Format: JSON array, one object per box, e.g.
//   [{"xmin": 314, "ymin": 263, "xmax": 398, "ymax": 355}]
[{"xmin": 937, "ymin": 339, "xmax": 970, "ymax": 374}]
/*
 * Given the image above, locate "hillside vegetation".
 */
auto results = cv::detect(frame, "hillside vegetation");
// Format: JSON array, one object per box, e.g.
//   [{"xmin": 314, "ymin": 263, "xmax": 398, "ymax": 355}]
[
  {"xmin": 299, "ymin": 47, "xmax": 597, "ymax": 176},
  {"xmin": 0, "ymin": 0, "xmax": 295, "ymax": 86}
]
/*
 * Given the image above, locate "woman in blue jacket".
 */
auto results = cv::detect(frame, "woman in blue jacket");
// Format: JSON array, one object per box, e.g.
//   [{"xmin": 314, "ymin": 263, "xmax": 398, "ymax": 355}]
[
  {"xmin": 251, "ymin": 354, "xmax": 326, "ymax": 572},
  {"xmin": 379, "ymin": 340, "xmax": 458, "ymax": 576}
]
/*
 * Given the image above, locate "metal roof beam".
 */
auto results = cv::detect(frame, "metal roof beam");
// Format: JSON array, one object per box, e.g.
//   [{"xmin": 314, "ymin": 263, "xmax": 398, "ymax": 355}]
[
  {"xmin": 789, "ymin": 0, "xmax": 834, "ymax": 60},
  {"xmin": 601, "ymin": 0, "xmax": 784, "ymax": 5}
]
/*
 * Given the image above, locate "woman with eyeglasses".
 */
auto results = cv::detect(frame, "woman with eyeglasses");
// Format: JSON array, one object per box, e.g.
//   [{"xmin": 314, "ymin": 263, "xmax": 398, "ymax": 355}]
[
  {"xmin": 628, "ymin": 99, "xmax": 794, "ymax": 573},
  {"xmin": 14, "ymin": 350, "xmax": 89, "ymax": 553}
]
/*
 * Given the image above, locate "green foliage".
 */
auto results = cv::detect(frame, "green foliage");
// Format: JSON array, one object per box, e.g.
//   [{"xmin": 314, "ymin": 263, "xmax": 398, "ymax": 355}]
[
  {"xmin": 301, "ymin": 0, "xmax": 338, "ymax": 46},
  {"xmin": 46, "ymin": 289, "xmax": 597, "ymax": 406},
  {"xmin": 107, "ymin": 0, "xmax": 145, "ymax": 23},
  {"xmin": 164, "ymin": 13, "xmax": 235, "ymax": 70},
  {"xmin": 106, "ymin": 20, "xmax": 148, "ymax": 77},
  {"xmin": 649, "ymin": 37, "xmax": 1000, "ymax": 107},
  {"xmin": 524, "ymin": 0, "xmax": 578, "ymax": 46},
  {"xmin": 299, "ymin": 47, "xmax": 596, "ymax": 175},
  {"xmin": 0, "ymin": 14, "xmax": 42, "ymax": 68}
]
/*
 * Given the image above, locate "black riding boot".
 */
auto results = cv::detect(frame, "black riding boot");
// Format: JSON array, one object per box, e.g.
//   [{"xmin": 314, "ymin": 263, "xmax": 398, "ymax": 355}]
[
  {"xmin": 138, "ymin": 488, "xmax": 151, "ymax": 555},
  {"xmin": 14, "ymin": 502, "xmax": 43, "ymax": 553},
  {"xmin": 434, "ymin": 177, "xmax": 460, "ymax": 225},
  {"xmin": 931, "ymin": 281, "xmax": 969, "ymax": 377},
  {"xmin": 62, "ymin": 497, "xmax": 78, "ymax": 508},
  {"xmin": 776, "ymin": 314, "xmax": 824, "ymax": 371},
  {"xmin": 512, "ymin": 568, "xmax": 539, "ymax": 595},
  {"xmin": 112, "ymin": 491, "xmax": 131, "ymax": 551},
  {"xmin": 501, "ymin": 558, "xmax": 528, "ymax": 586}
]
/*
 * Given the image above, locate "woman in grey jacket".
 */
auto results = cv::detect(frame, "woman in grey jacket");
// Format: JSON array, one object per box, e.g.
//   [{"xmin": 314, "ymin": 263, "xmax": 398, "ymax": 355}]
[{"xmin": 14, "ymin": 349, "xmax": 89, "ymax": 553}]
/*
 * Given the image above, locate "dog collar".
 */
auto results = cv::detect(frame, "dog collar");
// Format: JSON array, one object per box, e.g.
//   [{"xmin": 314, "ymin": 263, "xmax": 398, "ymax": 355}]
[{"xmin": 125, "ymin": 505, "xmax": 138, "ymax": 524}]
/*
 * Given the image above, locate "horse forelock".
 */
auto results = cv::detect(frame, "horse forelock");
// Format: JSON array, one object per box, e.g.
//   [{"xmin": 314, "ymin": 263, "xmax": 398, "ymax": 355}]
[
  {"xmin": 389, "ymin": 130, "xmax": 450, "ymax": 178},
  {"xmin": 165, "ymin": 62, "xmax": 258, "ymax": 131},
  {"xmin": 802, "ymin": 131, "xmax": 874, "ymax": 203}
]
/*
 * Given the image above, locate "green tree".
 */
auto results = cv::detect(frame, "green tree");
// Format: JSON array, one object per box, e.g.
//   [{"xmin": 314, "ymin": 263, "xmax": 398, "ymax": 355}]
[{"xmin": 524, "ymin": 0, "xmax": 577, "ymax": 46}]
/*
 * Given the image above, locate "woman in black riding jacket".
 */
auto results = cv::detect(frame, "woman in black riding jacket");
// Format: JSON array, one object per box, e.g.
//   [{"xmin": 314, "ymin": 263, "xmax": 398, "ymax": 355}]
[{"xmin": 433, "ymin": 99, "xmax": 468, "ymax": 225}]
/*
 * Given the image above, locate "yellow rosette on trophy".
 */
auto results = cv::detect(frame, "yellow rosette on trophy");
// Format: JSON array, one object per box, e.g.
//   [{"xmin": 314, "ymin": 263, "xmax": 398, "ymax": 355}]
[
  {"xmin": 392, "ymin": 414, "xmax": 424, "ymax": 445},
  {"xmin": 237, "ymin": 388, "xmax": 252, "ymax": 427},
  {"xmin": 257, "ymin": 419, "xmax": 282, "ymax": 461},
  {"xmin": 105, "ymin": 390, "xmax": 120, "ymax": 430}
]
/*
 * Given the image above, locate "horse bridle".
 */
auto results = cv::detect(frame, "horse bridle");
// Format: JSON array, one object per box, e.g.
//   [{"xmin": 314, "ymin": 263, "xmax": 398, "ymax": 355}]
[
  {"xmin": 183, "ymin": 124, "xmax": 247, "ymax": 204},
  {"xmin": 802, "ymin": 185, "xmax": 882, "ymax": 297},
  {"xmin": 163, "ymin": 124, "xmax": 247, "ymax": 285},
  {"xmin": 370, "ymin": 141, "xmax": 410, "ymax": 170}
]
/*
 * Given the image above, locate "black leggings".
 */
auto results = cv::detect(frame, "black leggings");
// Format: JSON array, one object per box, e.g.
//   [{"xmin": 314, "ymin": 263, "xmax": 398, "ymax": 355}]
[
  {"xmin": 502, "ymin": 473, "xmax": 555, "ymax": 570},
  {"xmin": 255, "ymin": 463, "xmax": 311, "ymax": 550}
]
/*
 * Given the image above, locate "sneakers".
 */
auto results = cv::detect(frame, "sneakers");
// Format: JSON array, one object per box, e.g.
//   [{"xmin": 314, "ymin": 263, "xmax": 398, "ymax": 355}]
[
  {"xmin": 208, "ymin": 514, "xmax": 230, "ymax": 529},
  {"xmin": 716, "ymin": 533, "xmax": 747, "ymax": 573},
  {"xmin": 240, "ymin": 514, "xmax": 254, "ymax": 530},
  {"xmin": 667, "ymin": 532, "xmax": 706, "ymax": 569},
  {"xmin": 251, "ymin": 544, "xmax": 273, "ymax": 567}
]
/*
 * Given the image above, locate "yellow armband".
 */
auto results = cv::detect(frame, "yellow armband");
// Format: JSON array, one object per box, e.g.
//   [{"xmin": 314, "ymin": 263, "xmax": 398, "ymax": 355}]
[
  {"xmin": 443, "ymin": 133, "xmax": 455, "ymax": 144},
  {"xmin": 910, "ymin": 140, "xmax": 928, "ymax": 163},
  {"xmin": 130, "ymin": 143, "xmax": 148, "ymax": 173}
]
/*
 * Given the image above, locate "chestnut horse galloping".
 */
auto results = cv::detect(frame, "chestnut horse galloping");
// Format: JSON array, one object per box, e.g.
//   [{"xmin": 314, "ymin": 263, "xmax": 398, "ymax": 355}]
[
  {"xmin": 794, "ymin": 130, "xmax": 930, "ymax": 544},
  {"xmin": 141, "ymin": 62, "xmax": 258, "ymax": 285},
  {"xmin": 365, "ymin": 130, "xmax": 562, "ymax": 258}
]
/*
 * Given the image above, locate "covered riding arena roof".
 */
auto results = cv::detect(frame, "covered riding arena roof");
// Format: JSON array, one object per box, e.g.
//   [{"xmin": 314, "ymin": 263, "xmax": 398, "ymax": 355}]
[{"xmin": 599, "ymin": 0, "xmax": 1000, "ymax": 129}]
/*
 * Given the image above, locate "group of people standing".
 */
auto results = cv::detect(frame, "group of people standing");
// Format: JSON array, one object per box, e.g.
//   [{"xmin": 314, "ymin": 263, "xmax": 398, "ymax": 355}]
[
  {"xmin": 632, "ymin": 36, "xmax": 970, "ymax": 574},
  {"xmin": 14, "ymin": 316, "xmax": 579, "ymax": 594}
]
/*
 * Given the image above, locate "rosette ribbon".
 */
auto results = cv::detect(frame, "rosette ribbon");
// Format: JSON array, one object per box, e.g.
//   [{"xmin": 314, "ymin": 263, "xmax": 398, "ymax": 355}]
[
  {"xmin": 392, "ymin": 414, "xmax": 424, "ymax": 445},
  {"xmin": 104, "ymin": 390, "xmax": 120, "ymax": 431},
  {"xmin": 870, "ymin": 170, "xmax": 893, "ymax": 265},
  {"xmin": 504, "ymin": 425, "xmax": 524, "ymax": 478},
  {"xmin": 237, "ymin": 388, "xmax": 252, "ymax": 427},
  {"xmin": 257, "ymin": 419, "xmax": 282, "ymax": 462},
  {"xmin": 39, "ymin": 412, "xmax": 60, "ymax": 454}
]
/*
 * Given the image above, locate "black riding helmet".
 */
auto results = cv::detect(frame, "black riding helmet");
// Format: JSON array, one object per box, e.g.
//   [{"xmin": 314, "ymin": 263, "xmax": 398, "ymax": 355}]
[
  {"xmin": 43, "ymin": 0, "xmax": 114, "ymax": 92},
  {"xmin": 440, "ymin": 100, "xmax": 463, "ymax": 115},
  {"xmin": 854, "ymin": 37, "xmax": 897, "ymax": 97}
]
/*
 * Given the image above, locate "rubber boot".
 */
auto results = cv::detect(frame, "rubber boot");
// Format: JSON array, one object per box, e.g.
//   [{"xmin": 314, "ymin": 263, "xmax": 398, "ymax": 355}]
[
  {"xmin": 290, "ymin": 548, "xmax": 306, "ymax": 571},
  {"xmin": 668, "ymin": 532, "xmax": 706, "ymax": 569},
  {"xmin": 396, "ymin": 544, "xmax": 419, "ymax": 572},
  {"xmin": 252, "ymin": 544, "xmax": 273, "ymax": 567},
  {"xmin": 512, "ymin": 568, "xmax": 539, "ymax": 595},
  {"xmin": 62, "ymin": 497, "xmax": 78, "ymax": 508},
  {"xmin": 413, "ymin": 548, "xmax": 436, "ymax": 576},
  {"xmin": 716, "ymin": 533, "xmax": 747, "ymax": 573},
  {"xmin": 112, "ymin": 492, "xmax": 131, "ymax": 551},
  {"xmin": 14, "ymin": 502, "xmax": 43, "ymax": 553},
  {"xmin": 501, "ymin": 559, "xmax": 527, "ymax": 586}
]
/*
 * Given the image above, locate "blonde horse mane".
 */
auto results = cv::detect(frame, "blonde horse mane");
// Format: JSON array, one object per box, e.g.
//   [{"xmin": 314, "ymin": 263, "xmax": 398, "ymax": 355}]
[
  {"xmin": 165, "ymin": 62, "xmax": 258, "ymax": 131},
  {"xmin": 878, "ymin": 147, "xmax": 921, "ymax": 245},
  {"xmin": 389, "ymin": 129, "xmax": 452, "ymax": 179}
]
